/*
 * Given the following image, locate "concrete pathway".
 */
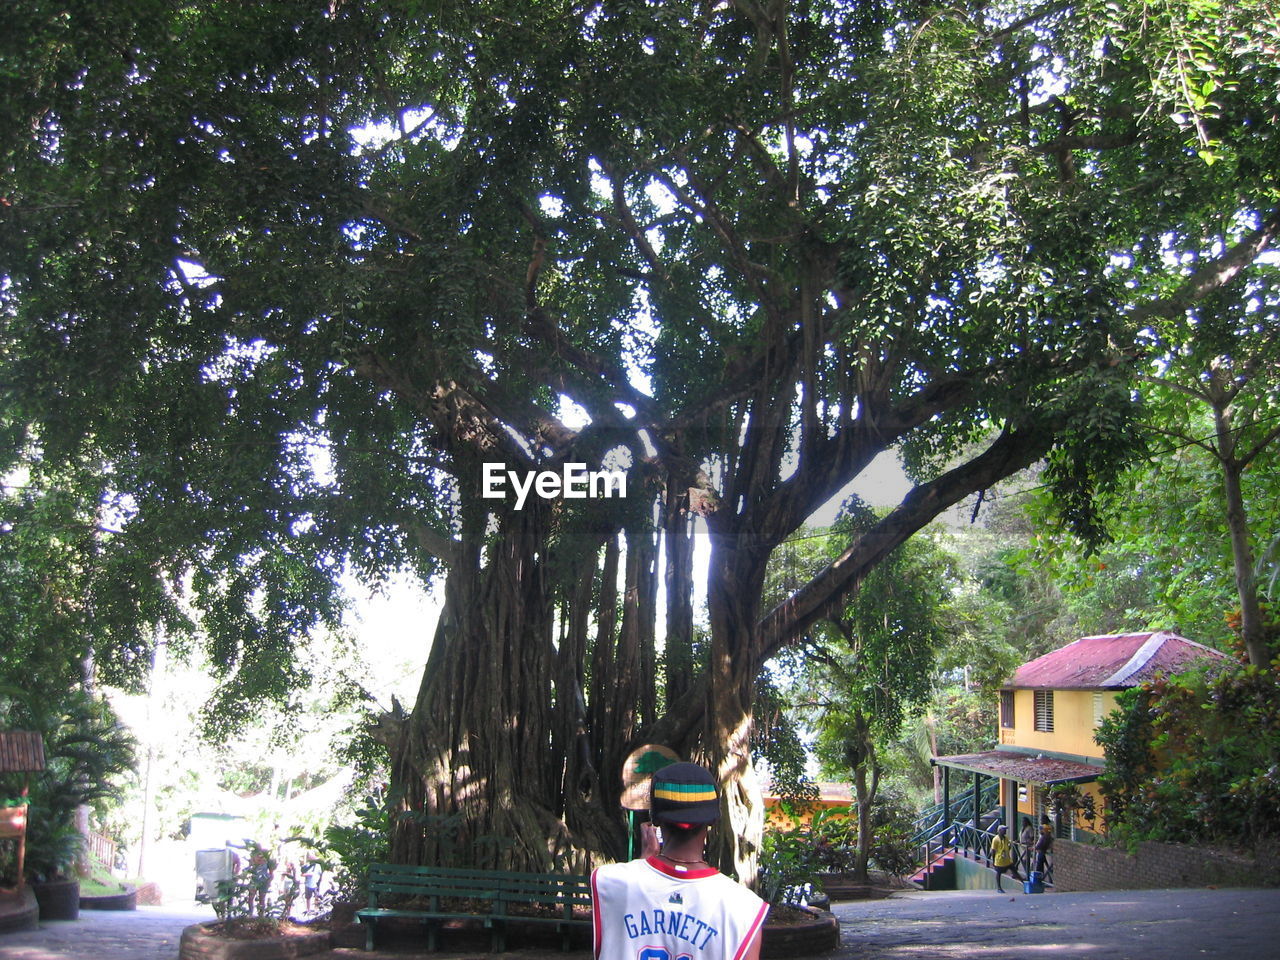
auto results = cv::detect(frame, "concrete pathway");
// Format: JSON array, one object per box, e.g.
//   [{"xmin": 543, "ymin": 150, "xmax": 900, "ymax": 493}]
[
  {"xmin": 831, "ymin": 887, "xmax": 1280, "ymax": 959},
  {"xmin": 0, "ymin": 900, "xmax": 213, "ymax": 960},
  {"xmin": 2, "ymin": 888, "xmax": 1279, "ymax": 959}
]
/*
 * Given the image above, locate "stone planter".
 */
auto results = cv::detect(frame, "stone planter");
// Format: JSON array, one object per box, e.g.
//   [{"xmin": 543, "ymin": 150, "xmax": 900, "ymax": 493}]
[
  {"xmin": 762, "ymin": 905, "xmax": 840, "ymax": 958},
  {"xmin": 179, "ymin": 922, "xmax": 332, "ymax": 960},
  {"xmin": 80, "ymin": 883, "xmax": 137, "ymax": 911},
  {"xmin": 0, "ymin": 887, "xmax": 39, "ymax": 933},
  {"xmin": 31, "ymin": 878, "xmax": 80, "ymax": 921}
]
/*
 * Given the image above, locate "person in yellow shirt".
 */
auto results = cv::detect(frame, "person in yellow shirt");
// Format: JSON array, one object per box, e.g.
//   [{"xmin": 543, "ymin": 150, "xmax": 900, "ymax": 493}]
[{"xmin": 991, "ymin": 824, "xmax": 1022, "ymax": 892}]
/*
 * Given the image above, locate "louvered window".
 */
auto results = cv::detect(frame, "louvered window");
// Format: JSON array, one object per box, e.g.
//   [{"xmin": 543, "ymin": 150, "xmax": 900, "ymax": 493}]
[
  {"xmin": 1034, "ymin": 690, "xmax": 1054, "ymax": 732},
  {"xmin": 1093, "ymin": 691, "xmax": 1105, "ymax": 727},
  {"xmin": 1000, "ymin": 690, "xmax": 1015, "ymax": 728}
]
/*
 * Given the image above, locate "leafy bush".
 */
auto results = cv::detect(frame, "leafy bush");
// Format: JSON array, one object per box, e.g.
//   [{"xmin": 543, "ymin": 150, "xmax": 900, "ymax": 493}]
[
  {"xmin": 323, "ymin": 795, "xmax": 391, "ymax": 902},
  {"xmin": 757, "ymin": 823, "xmax": 820, "ymax": 907},
  {"xmin": 1096, "ymin": 662, "xmax": 1280, "ymax": 847},
  {"xmin": 866, "ymin": 788, "xmax": 922, "ymax": 877},
  {"xmin": 757, "ymin": 808, "xmax": 857, "ymax": 905}
]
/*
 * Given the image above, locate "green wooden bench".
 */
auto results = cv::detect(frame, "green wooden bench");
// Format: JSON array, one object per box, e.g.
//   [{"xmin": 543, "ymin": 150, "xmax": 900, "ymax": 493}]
[{"xmin": 356, "ymin": 863, "xmax": 592, "ymax": 952}]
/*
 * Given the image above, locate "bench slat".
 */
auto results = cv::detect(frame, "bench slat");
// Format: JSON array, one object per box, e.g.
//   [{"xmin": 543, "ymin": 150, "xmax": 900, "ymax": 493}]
[{"xmin": 358, "ymin": 862, "xmax": 591, "ymax": 954}]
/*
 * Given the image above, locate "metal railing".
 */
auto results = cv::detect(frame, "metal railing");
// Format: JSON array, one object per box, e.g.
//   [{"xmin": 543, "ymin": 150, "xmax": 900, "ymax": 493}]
[
  {"xmin": 909, "ymin": 779, "xmax": 1000, "ymax": 846},
  {"xmin": 920, "ymin": 821, "xmax": 1053, "ymax": 886}
]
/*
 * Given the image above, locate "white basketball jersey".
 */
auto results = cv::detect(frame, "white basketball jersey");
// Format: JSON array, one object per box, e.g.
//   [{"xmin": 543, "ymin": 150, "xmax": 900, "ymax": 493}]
[{"xmin": 592, "ymin": 857, "xmax": 769, "ymax": 960}]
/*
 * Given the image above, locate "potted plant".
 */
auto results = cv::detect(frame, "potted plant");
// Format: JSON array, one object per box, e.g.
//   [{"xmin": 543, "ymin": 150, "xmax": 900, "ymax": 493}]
[{"xmin": 25, "ymin": 818, "xmax": 86, "ymax": 920}]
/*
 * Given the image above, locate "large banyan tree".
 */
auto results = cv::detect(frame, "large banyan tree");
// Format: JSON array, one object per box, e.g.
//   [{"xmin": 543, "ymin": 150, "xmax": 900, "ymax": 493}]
[{"xmin": 3, "ymin": 1, "xmax": 1277, "ymax": 879}]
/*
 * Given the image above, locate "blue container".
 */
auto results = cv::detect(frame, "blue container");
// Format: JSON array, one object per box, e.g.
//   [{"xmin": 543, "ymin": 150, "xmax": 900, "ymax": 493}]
[{"xmin": 1023, "ymin": 871, "xmax": 1044, "ymax": 894}]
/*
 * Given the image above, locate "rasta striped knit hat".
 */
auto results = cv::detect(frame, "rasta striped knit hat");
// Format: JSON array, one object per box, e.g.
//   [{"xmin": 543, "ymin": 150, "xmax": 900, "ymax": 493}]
[{"xmin": 649, "ymin": 762, "xmax": 720, "ymax": 826}]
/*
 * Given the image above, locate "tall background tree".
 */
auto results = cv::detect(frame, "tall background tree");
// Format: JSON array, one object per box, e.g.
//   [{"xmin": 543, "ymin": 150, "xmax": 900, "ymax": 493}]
[
  {"xmin": 3, "ymin": 0, "xmax": 1277, "ymax": 880},
  {"xmin": 801, "ymin": 521, "xmax": 957, "ymax": 880}
]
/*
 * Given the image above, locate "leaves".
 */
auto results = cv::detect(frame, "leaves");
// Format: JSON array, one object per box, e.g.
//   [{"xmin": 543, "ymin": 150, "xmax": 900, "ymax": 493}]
[{"xmin": 1096, "ymin": 659, "xmax": 1280, "ymax": 846}]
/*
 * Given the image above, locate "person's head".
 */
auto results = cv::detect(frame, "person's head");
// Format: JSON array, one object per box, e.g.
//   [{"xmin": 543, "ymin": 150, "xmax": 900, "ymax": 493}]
[
  {"xmin": 649, "ymin": 761, "xmax": 720, "ymax": 838},
  {"xmin": 997, "ymin": 825, "xmax": 1007, "ymax": 835}
]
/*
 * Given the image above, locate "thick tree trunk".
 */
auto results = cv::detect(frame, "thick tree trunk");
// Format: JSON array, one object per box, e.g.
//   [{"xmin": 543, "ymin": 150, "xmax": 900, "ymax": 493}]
[
  {"xmin": 389, "ymin": 509, "xmax": 580, "ymax": 871},
  {"xmin": 388, "ymin": 506, "xmax": 660, "ymax": 870},
  {"xmin": 1223, "ymin": 459, "xmax": 1268, "ymax": 666},
  {"xmin": 664, "ymin": 480, "xmax": 697, "ymax": 707},
  {"xmin": 703, "ymin": 535, "xmax": 769, "ymax": 885},
  {"xmin": 584, "ymin": 526, "xmax": 660, "ymax": 841}
]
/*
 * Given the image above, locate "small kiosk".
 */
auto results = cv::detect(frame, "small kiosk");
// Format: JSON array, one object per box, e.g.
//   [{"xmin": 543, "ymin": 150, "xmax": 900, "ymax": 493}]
[{"xmin": 0, "ymin": 731, "xmax": 47, "ymax": 894}]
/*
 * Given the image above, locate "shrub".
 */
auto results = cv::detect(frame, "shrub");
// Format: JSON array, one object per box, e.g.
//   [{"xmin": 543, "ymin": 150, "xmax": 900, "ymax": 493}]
[
  {"xmin": 757, "ymin": 808, "xmax": 858, "ymax": 905},
  {"xmin": 1096, "ymin": 662, "xmax": 1280, "ymax": 847}
]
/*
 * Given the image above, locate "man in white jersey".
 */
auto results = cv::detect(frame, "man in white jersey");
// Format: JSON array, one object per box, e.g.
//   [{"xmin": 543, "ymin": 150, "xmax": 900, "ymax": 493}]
[{"xmin": 592, "ymin": 762, "xmax": 769, "ymax": 960}]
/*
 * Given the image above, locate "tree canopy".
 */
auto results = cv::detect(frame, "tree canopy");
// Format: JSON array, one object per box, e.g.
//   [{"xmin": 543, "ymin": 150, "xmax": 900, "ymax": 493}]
[{"xmin": 3, "ymin": 0, "xmax": 1278, "ymax": 876}]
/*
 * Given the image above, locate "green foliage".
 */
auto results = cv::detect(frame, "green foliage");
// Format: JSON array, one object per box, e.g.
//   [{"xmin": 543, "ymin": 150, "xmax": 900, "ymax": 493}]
[
  {"xmin": 862, "ymin": 787, "xmax": 922, "ymax": 878},
  {"xmin": 807, "ymin": 520, "xmax": 960, "ymax": 748},
  {"xmin": 323, "ymin": 795, "xmax": 391, "ymax": 902},
  {"xmin": 757, "ymin": 808, "xmax": 854, "ymax": 906},
  {"xmin": 0, "ymin": 686, "xmax": 137, "ymax": 881},
  {"xmin": 1096, "ymin": 661, "xmax": 1280, "ymax": 847},
  {"xmin": 1047, "ymin": 783, "xmax": 1099, "ymax": 833},
  {"xmin": 930, "ymin": 687, "xmax": 999, "ymax": 760},
  {"xmin": 757, "ymin": 825, "xmax": 820, "ymax": 908},
  {"xmin": 20, "ymin": 820, "xmax": 85, "ymax": 884},
  {"xmin": 211, "ymin": 841, "xmax": 270, "ymax": 921},
  {"xmin": 752, "ymin": 652, "xmax": 818, "ymax": 811},
  {"xmin": 757, "ymin": 795, "xmax": 920, "ymax": 904}
]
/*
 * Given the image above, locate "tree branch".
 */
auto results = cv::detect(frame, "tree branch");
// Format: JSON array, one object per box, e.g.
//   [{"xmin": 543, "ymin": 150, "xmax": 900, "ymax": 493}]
[
  {"xmin": 521, "ymin": 308, "xmax": 659, "ymax": 423},
  {"xmin": 756, "ymin": 420, "xmax": 1056, "ymax": 659},
  {"xmin": 1240, "ymin": 420, "xmax": 1280, "ymax": 470},
  {"xmin": 400, "ymin": 516, "xmax": 461, "ymax": 566},
  {"xmin": 1130, "ymin": 207, "xmax": 1280, "ymax": 324}
]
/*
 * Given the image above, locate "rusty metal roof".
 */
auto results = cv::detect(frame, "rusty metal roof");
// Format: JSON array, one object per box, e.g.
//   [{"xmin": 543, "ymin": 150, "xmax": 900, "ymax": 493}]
[
  {"xmin": 1006, "ymin": 631, "xmax": 1232, "ymax": 690},
  {"xmin": 0, "ymin": 731, "xmax": 46, "ymax": 773},
  {"xmin": 932, "ymin": 749, "xmax": 1101, "ymax": 786}
]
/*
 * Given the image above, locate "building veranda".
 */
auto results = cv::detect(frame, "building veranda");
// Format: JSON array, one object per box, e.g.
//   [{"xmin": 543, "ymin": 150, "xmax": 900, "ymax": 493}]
[{"xmin": 924, "ymin": 632, "xmax": 1230, "ymax": 889}]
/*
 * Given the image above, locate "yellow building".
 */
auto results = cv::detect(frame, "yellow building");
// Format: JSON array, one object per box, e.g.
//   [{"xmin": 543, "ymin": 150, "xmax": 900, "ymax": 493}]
[
  {"xmin": 932, "ymin": 632, "xmax": 1230, "ymax": 848},
  {"xmin": 762, "ymin": 782, "xmax": 853, "ymax": 827}
]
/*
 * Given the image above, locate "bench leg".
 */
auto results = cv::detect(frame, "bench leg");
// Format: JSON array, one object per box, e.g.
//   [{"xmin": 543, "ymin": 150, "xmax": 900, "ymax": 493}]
[
  {"xmin": 364, "ymin": 919, "xmax": 375, "ymax": 951},
  {"xmin": 427, "ymin": 919, "xmax": 438, "ymax": 952}
]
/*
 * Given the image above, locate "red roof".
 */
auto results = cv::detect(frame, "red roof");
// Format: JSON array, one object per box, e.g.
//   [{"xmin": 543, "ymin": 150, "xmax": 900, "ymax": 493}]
[{"xmin": 1008, "ymin": 631, "xmax": 1232, "ymax": 690}]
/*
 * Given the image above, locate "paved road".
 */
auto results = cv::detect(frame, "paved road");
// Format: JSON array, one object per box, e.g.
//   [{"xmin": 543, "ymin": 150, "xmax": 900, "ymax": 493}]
[
  {"xmin": 0, "ymin": 901, "xmax": 214, "ymax": 960},
  {"xmin": 3, "ymin": 889, "xmax": 1279, "ymax": 959},
  {"xmin": 831, "ymin": 887, "xmax": 1280, "ymax": 959}
]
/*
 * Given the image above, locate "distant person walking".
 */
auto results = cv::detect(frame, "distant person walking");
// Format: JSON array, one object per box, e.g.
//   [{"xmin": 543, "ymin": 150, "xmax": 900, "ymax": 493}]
[
  {"xmin": 1019, "ymin": 817, "xmax": 1035, "ymax": 875},
  {"xmin": 248, "ymin": 847, "xmax": 273, "ymax": 917},
  {"xmin": 991, "ymin": 825, "xmax": 1022, "ymax": 892},
  {"xmin": 1033, "ymin": 818, "xmax": 1054, "ymax": 877},
  {"xmin": 303, "ymin": 859, "xmax": 322, "ymax": 914}
]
